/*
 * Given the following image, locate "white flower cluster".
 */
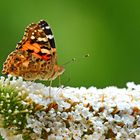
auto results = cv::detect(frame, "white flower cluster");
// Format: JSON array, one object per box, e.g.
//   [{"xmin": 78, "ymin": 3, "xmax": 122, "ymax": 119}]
[{"xmin": 0, "ymin": 75, "xmax": 140, "ymax": 140}]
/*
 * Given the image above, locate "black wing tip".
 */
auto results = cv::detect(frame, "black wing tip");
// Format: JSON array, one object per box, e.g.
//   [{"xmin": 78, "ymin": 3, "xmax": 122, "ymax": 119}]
[
  {"xmin": 39, "ymin": 19, "xmax": 46, "ymax": 22},
  {"xmin": 38, "ymin": 19, "xmax": 56, "ymax": 48},
  {"xmin": 38, "ymin": 19, "xmax": 49, "ymax": 26}
]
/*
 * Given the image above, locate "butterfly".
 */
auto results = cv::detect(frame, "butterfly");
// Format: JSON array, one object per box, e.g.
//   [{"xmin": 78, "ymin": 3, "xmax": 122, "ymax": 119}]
[{"xmin": 2, "ymin": 20, "xmax": 65, "ymax": 81}]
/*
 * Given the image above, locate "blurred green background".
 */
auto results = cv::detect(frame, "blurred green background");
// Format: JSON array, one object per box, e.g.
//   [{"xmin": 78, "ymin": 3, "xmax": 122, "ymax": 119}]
[{"xmin": 0, "ymin": 0, "xmax": 140, "ymax": 88}]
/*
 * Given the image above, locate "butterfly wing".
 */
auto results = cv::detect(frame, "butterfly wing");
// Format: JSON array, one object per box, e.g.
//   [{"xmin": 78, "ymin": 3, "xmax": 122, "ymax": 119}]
[{"xmin": 2, "ymin": 20, "xmax": 64, "ymax": 80}]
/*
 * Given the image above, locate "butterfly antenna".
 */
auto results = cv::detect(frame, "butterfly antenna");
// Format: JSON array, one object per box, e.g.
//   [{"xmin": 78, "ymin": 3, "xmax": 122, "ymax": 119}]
[
  {"xmin": 62, "ymin": 58, "xmax": 76, "ymax": 66},
  {"xmin": 62, "ymin": 53, "xmax": 89, "ymax": 66},
  {"xmin": 56, "ymin": 53, "xmax": 90, "ymax": 95}
]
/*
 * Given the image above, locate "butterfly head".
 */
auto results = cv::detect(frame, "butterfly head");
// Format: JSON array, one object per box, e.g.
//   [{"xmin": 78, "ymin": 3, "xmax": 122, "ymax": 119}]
[{"xmin": 50, "ymin": 65, "xmax": 65, "ymax": 80}]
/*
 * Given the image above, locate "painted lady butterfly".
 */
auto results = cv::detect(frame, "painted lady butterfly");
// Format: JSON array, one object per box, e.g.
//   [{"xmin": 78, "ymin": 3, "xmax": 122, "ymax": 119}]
[{"xmin": 2, "ymin": 20, "xmax": 65, "ymax": 81}]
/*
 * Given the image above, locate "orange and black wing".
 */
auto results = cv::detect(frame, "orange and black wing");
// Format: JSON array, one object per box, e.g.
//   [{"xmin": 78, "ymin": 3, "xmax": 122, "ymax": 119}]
[{"xmin": 2, "ymin": 20, "xmax": 57, "ymax": 80}]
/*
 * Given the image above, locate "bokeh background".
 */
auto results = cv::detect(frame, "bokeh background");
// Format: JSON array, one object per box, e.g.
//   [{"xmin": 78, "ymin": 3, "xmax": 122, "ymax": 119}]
[{"xmin": 0, "ymin": 0, "xmax": 140, "ymax": 88}]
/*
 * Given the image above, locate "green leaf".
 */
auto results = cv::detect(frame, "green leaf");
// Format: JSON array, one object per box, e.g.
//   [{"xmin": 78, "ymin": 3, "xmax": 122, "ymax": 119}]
[{"xmin": 0, "ymin": 135, "xmax": 4, "ymax": 140}]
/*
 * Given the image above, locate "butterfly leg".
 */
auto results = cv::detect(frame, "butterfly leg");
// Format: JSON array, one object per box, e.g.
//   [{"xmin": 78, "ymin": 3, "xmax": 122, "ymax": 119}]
[{"xmin": 58, "ymin": 75, "xmax": 62, "ymax": 87}]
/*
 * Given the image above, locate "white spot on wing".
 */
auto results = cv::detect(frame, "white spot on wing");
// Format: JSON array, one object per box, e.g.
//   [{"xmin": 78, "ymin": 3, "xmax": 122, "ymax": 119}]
[
  {"xmin": 31, "ymin": 36, "xmax": 35, "ymax": 40},
  {"xmin": 41, "ymin": 49, "xmax": 51, "ymax": 54},
  {"xmin": 37, "ymin": 37, "xmax": 48, "ymax": 42},
  {"xmin": 47, "ymin": 35, "xmax": 54, "ymax": 39},
  {"xmin": 45, "ymin": 26, "xmax": 50, "ymax": 29}
]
